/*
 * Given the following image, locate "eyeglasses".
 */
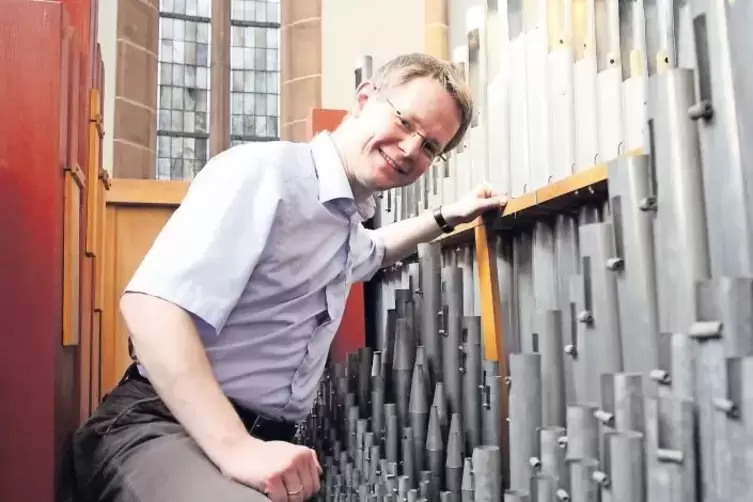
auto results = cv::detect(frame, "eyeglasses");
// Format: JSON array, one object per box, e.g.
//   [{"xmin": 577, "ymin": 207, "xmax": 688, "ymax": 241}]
[{"xmin": 383, "ymin": 97, "xmax": 448, "ymax": 164}]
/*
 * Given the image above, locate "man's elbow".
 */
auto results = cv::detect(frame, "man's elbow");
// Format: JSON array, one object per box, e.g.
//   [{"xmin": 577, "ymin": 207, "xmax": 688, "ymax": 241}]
[
  {"xmin": 119, "ymin": 291, "xmax": 146, "ymax": 321},
  {"xmin": 119, "ymin": 292, "xmax": 165, "ymax": 342}
]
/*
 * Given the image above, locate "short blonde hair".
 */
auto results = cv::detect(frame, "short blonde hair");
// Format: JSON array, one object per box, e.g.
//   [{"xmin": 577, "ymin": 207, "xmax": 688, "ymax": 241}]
[{"xmin": 369, "ymin": 53, "xmax": 474, "ymax": 154}]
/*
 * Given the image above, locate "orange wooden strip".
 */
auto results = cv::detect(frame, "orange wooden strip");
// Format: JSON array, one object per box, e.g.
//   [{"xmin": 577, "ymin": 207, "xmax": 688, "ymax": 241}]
[
  {"xmin": 474, "ymin": 221, "xmax": 504, "ymax": 362},
  {"xmin": 534, "ymin": 164, "xmax": 608, "ymax": 206},
  {"xmin": 433, "ymin": 216, "xmax": 482, "ymax": 245},
  {"xmin": 474, "ymin": 218, "xmax": 510, "ymax": 482},
  {"xmin": 107, "ymin": 178, "xmax": 189, "ymax": 206},
  {"xmin": 63, "ymin": 170, "xmax": 83, "ymax": 346},
  {"xmin": 85, "ymin": 88, "xmax": 101, "ymax": 255}
]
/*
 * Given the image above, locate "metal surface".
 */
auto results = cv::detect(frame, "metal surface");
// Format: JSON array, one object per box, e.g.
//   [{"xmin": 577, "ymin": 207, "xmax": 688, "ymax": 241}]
[
  {"xmin": 508, "ymin": 353, "xmax": 542, "ymax": 491},
  {"xmin": 304, "ymin": 4, "xmax": 753, "ymax": 501}
]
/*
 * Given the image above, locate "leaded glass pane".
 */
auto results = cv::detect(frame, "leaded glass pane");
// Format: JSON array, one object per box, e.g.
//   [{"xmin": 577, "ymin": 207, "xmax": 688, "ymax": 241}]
[
  {"xmin": 255, "ymin": 0, "xmax": 266, "ymax": 22},
  {"xmin": 229, "ymin": 0, "xmax": 280, "ymax": 144},
  {"xmin": 157, "ymin": 6, "xmax": 211, "ymax": 180}
]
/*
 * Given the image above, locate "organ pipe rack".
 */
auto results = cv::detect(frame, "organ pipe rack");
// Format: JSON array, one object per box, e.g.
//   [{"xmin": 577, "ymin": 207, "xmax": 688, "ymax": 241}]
[{"xmin": 302, "ymin": 1, "xmax": 753, "ymax": 501}]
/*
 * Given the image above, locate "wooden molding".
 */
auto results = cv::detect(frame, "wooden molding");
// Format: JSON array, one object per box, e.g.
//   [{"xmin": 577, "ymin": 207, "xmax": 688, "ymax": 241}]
[
  {"xmin": 65, "ymin": 162, "xmax": 86, "ymax": 188},
  {"xmin": 433, "ymin": 216, "xmax": 482, "ymax": 245},
  {"xmin": 99, "ymin": 168, "xmax": 111, "ymax": 189},
  {"xmin": 86, "ymin": 88, "xmax": 101, "ymax": 256},
  {"xmin": 62, "ymin": 169, "xmax": 82, "ymax": 346},
  {"xmin": 501, "ymin": 163, "xmax": 608, "ymax": 217},
  {"xmin": 107, "ymin": 178, "xmax": 189, "ymax": 206}
]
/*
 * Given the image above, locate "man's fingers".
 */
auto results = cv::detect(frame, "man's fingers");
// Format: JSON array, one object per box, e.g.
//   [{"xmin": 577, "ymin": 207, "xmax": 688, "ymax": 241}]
[
  {"xmin": 305, "ymin": 453, "xmax": 322, "ymax": 494},
  {"xmin": 310, "ymin": 449, "xmax": 322, "ymax": 474},
  {"xmin": 477, "ymin": 195, "xmax": 506, "ymax": 212},
  {"xmin": 295, "ymin": 461, "xmax": 317, "ymax": 499},
  {"xmin": 475, "ymin": 181, "xmax": 499, "ymax": 199},
  {"xmin": 264, "ymin": 477, "xmax": 287, "ymax": 502},
  {"xmin": 281, "ymin": 470, "xmax": 304, "ymax": 502},
  {"xmin": 291, "ymin": 453, "xmax": 316, "ymax": 499}
]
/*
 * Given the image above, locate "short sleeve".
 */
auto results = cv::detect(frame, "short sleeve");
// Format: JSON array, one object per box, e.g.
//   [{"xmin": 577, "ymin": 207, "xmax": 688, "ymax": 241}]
[
  {"xmin": 348, "ymin": 222, "xmax": 386, "ymax": 283},
  {"xmin": 124, "ymin": 145, "xmax": 283, "ymax": 333}
]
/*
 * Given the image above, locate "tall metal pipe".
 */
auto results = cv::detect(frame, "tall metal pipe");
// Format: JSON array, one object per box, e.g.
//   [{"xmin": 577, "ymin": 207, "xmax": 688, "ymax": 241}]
[
  {"xmin": 471, "ymin": 446, "xmax": 501, "ymax": 502},
  {"xmin": 418, "ymin": 242, "xmax": 443, "ymax": 386},
  {"xmin": 508, "ymin": 353, "xmax": 542, "ymax": 491},
  {"xmin": 442, "ymin": 266, "xmax": 464, "ymax": 422},
  {"xmin": 462, "ymin": 316, "xmax": 482, "ymax": 453}
]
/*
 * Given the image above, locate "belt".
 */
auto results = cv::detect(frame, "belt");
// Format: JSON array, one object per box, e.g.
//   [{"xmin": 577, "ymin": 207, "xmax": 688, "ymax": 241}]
[{"xmin": 120, "ymin": 363, "xmax": 298, "ymax": 443}]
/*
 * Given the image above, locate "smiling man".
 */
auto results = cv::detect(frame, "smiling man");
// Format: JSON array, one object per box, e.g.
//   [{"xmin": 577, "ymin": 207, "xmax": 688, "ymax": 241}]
[{"xmin": 71, "ymin": 53, "xmax": 506, "ymax": 502}]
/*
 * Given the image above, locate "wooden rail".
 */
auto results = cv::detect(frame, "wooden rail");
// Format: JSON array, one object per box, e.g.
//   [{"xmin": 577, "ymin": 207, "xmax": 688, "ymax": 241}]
[{"xmin": 107, "ymin": 178, "xmax": 189, "ymax": 206}]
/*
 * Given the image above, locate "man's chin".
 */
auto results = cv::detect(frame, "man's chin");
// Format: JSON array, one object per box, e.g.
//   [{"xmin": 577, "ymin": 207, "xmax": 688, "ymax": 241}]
[{"xmin": 373, "ymin": 178, "xmax": 404, "ymax": 192}]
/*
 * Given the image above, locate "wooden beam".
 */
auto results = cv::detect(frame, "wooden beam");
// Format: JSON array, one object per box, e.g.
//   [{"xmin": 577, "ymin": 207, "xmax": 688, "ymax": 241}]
[
  {"xmin": 474, "ymin": 215, "xmax": 510, "ymax": 483},
  {"xmin": 433, "ymin": 150, "xmax": 647, "ymax": 247},
  {"xmin": 498, "ymin": 163, "xmax": 609, "ymax": 226},
  {"xmin": 107, "ymin": 179, "xmax": 189, "ymax": 207},
  {"xmin": 475, "ymin": 221, "xmax": 504, "ymax": 362},
  {"xmin": 433, "ymin": 216, "xmax": 483, "ymax": 245}
]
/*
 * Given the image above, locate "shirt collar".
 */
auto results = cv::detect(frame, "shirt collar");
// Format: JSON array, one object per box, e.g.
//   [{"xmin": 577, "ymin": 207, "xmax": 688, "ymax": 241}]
[{"xmin": 309, "ymin": 131, "xmax": 376, "ymax": 220}]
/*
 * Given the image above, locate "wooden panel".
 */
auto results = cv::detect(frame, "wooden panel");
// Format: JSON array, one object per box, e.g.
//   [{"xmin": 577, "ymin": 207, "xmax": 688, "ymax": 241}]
[
  {"xmin": 86, "ymin": 88, "xmax": 102, "ymax": 255},
  {"xmin": 100, "ymin": 202, "xmax": 178, "ymax": 394},
  {"xmin": 0, "ymin": 3, "xmax": 71, "ymax": 501},
  {"xmin": 107, "ymin": 178, "xmax": 189, "ymax": 206},
  {"xmin": 101, "ymin": 206, "xmax": 118, "ymax": 394},
  {"xmin": 307, "ymin": 108, "xmax": 347, "ymax": 137},
  {"xmin": 78, "ymin": 254, "xmax": 94, "ymax": 420},
  {"xmin": 94, "ymin": 170, "xmax": 110, "ymax": 311},
  {"xmin": 63, "ymin": 166, "xmax": 85, "ymax": 346},
  {"xmin": 66, "ymin": 26, "xmax": 82, "ymax": 178},
  {"xmin": 90, "ymin": 310, "xmax": 102, "ymax": 411}
]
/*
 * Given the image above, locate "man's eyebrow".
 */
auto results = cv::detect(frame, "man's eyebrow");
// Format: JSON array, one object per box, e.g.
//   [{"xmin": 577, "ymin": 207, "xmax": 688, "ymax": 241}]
[{"xmin": 403, "ymin": 110, "xmax": 443, "ymax": 150}]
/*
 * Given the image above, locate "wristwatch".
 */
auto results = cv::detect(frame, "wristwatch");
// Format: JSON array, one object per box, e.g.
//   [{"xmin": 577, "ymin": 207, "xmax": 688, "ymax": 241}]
[{"xmin": 432, "ymin": 206, "xmax": 455, "ymax": 233}]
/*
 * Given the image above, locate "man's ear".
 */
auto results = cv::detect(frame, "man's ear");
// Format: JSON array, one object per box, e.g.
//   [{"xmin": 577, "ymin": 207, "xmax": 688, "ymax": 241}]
[{"xmin": 352, "ymin": 81, "xmax": 377, "ymax": 115}]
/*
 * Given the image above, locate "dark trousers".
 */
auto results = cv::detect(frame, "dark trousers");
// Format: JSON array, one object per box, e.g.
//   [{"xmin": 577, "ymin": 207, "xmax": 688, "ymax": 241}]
[{"xmin": 69, "ymin": 365, "xmax": 297, "ymax": 502}]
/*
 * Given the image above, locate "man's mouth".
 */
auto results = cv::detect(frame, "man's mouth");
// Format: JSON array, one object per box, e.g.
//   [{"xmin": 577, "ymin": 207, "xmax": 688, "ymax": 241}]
[{"xmin": 379, "ymin": 148, "xmax": 408, "ymax": 176}]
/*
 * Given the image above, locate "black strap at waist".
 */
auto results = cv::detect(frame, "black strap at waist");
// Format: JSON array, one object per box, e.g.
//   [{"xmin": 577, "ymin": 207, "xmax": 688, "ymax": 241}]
[{"xmin": 120, "ymin": 363, "xmax": 297, "ymax": 443}]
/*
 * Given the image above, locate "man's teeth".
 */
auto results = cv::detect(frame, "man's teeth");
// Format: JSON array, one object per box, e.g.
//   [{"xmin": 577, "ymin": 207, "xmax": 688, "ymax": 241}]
[{"xmin": 380, "ymin": 150, "xmax": 399, "ymax": 171}]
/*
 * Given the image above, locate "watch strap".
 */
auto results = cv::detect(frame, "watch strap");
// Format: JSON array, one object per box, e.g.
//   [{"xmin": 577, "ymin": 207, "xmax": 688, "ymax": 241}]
[{"xmin": 432, "ymin": 206, "xmax": 455, "ymax": 233}]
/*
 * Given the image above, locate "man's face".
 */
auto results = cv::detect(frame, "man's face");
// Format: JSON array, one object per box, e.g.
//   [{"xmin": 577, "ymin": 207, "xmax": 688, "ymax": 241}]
[{"xmin": 348, "ymin": 76, "xmax": 461, "ymax": 192}]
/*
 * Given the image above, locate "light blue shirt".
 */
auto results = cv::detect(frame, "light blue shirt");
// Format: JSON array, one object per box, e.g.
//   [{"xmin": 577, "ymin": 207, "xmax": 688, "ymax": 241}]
[{"xmin": 125, "ymin": 132, "xmax": 385, "ymax": 422}]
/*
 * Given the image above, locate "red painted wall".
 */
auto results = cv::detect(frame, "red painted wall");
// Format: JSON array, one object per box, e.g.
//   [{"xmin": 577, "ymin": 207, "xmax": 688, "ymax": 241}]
[
  {"xmin": 307, "ymin": 109, "xmax": 367, "ymax": 363},
  {"xmin": 0, "ymin": 2, "xmax": 94, "ymax": 499}
]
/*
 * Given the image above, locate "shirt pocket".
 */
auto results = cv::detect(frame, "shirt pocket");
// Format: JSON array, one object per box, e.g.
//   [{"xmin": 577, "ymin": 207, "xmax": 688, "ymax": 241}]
[{"xmin": 282, "ymin": 270, "xmax": 349, "ymax": 417}]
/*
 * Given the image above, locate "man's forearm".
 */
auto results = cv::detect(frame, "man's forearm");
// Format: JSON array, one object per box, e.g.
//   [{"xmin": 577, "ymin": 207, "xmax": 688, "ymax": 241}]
[
  {"xmin": 120, "ymin": 292, "xmax": 256, "ymax": 467},
  {"xmin": 376, "ymin": 209, "xmax": 446, "ymax": 266}
]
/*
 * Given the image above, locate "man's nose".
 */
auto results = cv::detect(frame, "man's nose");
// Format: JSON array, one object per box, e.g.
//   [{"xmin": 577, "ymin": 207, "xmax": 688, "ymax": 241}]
[{"xmin": 399, "ymin": 133, "xmax": 423, "ymax": 160}]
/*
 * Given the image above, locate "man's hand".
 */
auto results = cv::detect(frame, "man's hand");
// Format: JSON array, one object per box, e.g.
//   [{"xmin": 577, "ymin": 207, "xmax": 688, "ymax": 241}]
[
  {"xmin": 375, "ymin": 183, "xmax": 508, "ymax": 266},
  {"xmin": 442, "ymin": 183, "xmax": 508, "ymax": 226},
  {"xmin": 219, "ymin": 435, "xmax": 322, "ymax": 502}
]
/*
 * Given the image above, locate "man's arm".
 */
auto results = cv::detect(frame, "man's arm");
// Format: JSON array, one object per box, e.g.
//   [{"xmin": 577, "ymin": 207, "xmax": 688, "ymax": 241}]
[
  {"xmin": 375, "ymin": 209, "xmax": 446, "ymax": 266},
  {"xmin": 375, "ymin": 185, "xmax": 507, "ymax": 266},
  {"xmin": 121, "ymin": 292, "xmax": 252, "ymax": 465}
]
